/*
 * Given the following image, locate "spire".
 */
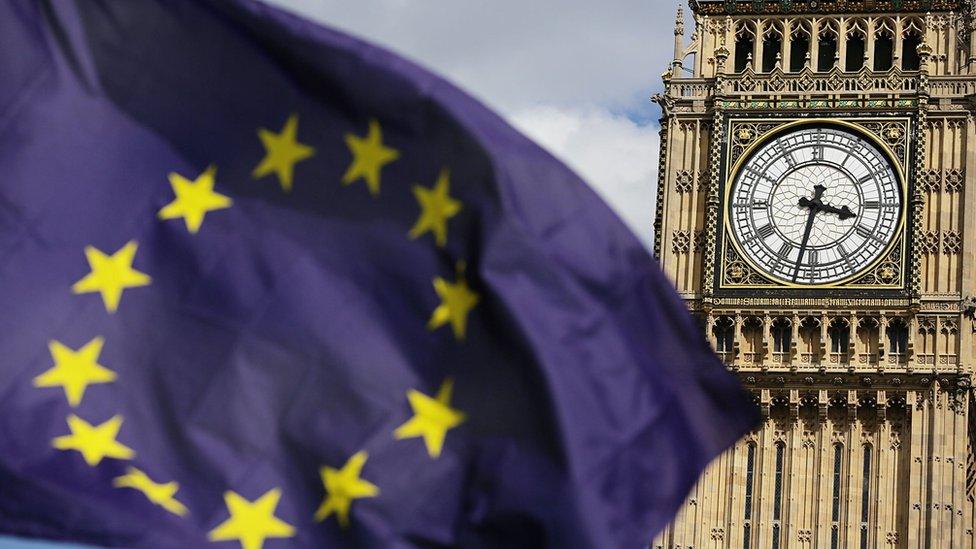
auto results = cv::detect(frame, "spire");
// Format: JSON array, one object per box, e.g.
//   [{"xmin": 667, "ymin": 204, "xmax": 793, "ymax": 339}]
[{"xmin": 672, "ymin": 4, "xmax": 686, "ymax": 77}]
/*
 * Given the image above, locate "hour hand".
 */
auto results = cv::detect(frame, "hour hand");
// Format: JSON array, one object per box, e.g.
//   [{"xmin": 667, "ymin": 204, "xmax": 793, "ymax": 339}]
[
  {"xmin": 820, "ymin": 203, "xmax": 856, "ymax": 221},
  {"xmin": 798, "ymin": 184, "xmax": 827, "ymax": 210}
]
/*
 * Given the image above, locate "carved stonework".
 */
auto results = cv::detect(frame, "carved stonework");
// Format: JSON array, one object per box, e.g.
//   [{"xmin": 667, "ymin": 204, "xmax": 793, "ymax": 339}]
[
  {"xmin": 727, "ymin": 121, "xmax": 781, "ymax": 168},
  {"xmin": 944, "ymin": 231, "xmax": 962, "ymax": 255},
  {"xmin": 850, "ymin": 120, "xmax": 910, "ymax": 167},
  {"xmin": 672, "ymin": 230, "xmax": 692, "ymax": 254},
  {"xmin": 921, "ymin": 231, "xmax": 941, "ymax": 255},
  {"xmin": 921, "ymin": 169, "xmax": 943, "ymax": 192},
  {"xmin": 945, "ymin": 169, "xmax": 965, "ymax": 193},
  {"xmin": 675, "ymin": 170, "xmax": 695, "ymax": 193},
  {"xmin": 848, "ymin": 244, "xmax": 904, "ymax": 287},
  {"xmin": 693, "ymin": 230, "xmax": 706, "ymax": 254}
]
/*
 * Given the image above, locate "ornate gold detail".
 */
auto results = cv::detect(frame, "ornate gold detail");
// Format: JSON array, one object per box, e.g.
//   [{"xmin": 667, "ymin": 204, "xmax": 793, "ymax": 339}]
[
  {"xmin": 849, "ymin": 120, "xmax": 910, "ymax": 167},
  {"xmin": 728, "ymin": 121, "xmax": 781, "ymax": 167}
]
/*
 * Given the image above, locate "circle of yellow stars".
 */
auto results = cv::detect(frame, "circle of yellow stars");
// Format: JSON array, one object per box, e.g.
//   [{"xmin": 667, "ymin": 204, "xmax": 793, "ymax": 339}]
[{"xmin": 35, "ymin": 113, "xmax": 480, "ymax": 548}]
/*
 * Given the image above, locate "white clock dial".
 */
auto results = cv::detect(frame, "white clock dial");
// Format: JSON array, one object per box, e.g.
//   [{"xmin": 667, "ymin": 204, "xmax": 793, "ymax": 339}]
[{"xmin": 728, "ymin": 125, "xmax": 903, "ymax": 285}]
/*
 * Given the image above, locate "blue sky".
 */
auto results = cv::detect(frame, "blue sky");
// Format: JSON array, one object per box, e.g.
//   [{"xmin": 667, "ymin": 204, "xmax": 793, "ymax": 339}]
[{"xmin": 3, "ymin": 1, "xmax": 683, "ymax": 547}]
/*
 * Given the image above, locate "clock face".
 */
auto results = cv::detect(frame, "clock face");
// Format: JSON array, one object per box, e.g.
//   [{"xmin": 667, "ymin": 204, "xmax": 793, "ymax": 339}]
[{"xmin": 728, "ymin": 125, "xmax": 903, "ymax": 286}]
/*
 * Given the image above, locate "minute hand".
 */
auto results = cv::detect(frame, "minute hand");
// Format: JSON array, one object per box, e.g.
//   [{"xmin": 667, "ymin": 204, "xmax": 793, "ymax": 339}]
[{"xmin": 793, "ymin": 185, "xmax": 827, "ymax": 282}]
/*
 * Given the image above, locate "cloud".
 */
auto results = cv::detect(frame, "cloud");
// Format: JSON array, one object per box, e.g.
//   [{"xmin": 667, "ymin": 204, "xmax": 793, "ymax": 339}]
[
  {"xmin": 262, "ymin": 0, "xmax": 683, "ymax": 249},
  {"xmin": 509, "ymin": 106, "xmax": 659, "ymax": 249},
  {"xmin": 263, "ymin": 0, "xmax": 684, "ymax": 114}
]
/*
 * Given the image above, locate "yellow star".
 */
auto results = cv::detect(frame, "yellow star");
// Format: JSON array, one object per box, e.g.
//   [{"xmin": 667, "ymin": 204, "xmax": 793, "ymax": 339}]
[
  {"xmin": 394, "ymin": 378, "xmax": 466, "ymax": 458},
  {"xmin": 113, "ymin": 467, "xmax": 188, "ymax": 517},
  {"xmin": 71, "ymin": 241, "xmax": 151, "ymax": 313},
  {"xmin": 252, "ymin": 114, "xmax": 315, "ymax": 192},
  {"xmin": 409, "ymin": 168, "xmax": 462, "ymax": 247},
  {"xmin": 314, "ymin": 450, "xmax": 379, "ymax": 528},
  {"xmin": 33, "ymin": 337, "xmax": 116, "ymax": 407},
  {"xmin": 158, "ymin": 165, "xmax": 232, "ymax": 233},
  {"xmin": 209, "ymin": 488, "xmax": 295, "ymax": 549},
  {"xmin": 342, "ymin": 119, "xmax": 400, "ymax": 196},
  {"xmin": 52, "ymin": 414, "xmax": 134, "ymax": 467},
  {"xmin": 428, "ymin": 262, "xmax": 480, "ymax": 340}
]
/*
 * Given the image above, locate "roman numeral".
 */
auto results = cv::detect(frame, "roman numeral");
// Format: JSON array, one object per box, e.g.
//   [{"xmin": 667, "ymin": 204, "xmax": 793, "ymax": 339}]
[
  {"xmin": 837, "ymin": 243, "xmax": 856, "ymax": 272},
  {"xmin": 856, "ymin": 224, "xmax": 885, "ymax": 242},
  {"xmin": 777, "ymin": 243, "xmax": 793, "ymax": 260},
  {"xmin": 864, "ymin": 200, "xmax": 880, "ymax": 209},
  {"xmin": 858, "ymin": 174, "xmax": 875, "ymax": 185},
  {"xmin": 752, "ymin": 200, "xmax": 768, "ymax": 210},
  {"xmin": 808, "ymin": 249, "xmax": 819, "ymax": 266},
  {"xmin": 756, "ymin": 224, "xmax": 775, "ymax": 240}
]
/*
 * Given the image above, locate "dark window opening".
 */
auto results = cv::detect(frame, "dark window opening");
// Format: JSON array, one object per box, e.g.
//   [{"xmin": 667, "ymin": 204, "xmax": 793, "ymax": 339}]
[
  {"xmin": 772, "ymin": 318, "xmax": 792, "ymax": 353},
  {"xmin": 846, "ymin": 34, "xmax": 866, "ymax": 71},
  {"xmin": 818, "ymin": 36, "xmax": 838, "ymax": 71},
  {"xmin": 790, "ymin": 36, "xmax": 810, "ymax": 71},
  {"xmin": 903, "ymin": 34, "xmax": 922, "ymax": 70},
  {"xmin": 829, "ymin": 321, "xmax": 850, "ymax": 353},
  {"xmin": 860, "ymin": 445, "xmax": 872, "ymax": 549},
  {"xmin": 714, "ymin": 317, "xmax": 735, "ymax": 353},
  {"xmin": 888, "ymin": 320, "xmax": 909, "ymax": 355},
  {"xmin": 736, "ymin": 37, "xmax": 754, "ymax": 72},
  {"xmin": 874, "ymin": 34, "xmax": 894, "ymax": 71},
  {"xmin": 772, "ymin": 443, "xmax": 785, "ymax": 549},
  {"xmin": 763, "ymin": 36, "xmax": 781, "ymax": 72}
]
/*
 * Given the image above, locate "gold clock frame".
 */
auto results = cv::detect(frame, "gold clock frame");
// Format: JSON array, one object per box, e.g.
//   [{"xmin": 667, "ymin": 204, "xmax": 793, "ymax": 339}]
[{"xmin": 719, "ymin": 117, "xmax": 910, "ymax": 290}]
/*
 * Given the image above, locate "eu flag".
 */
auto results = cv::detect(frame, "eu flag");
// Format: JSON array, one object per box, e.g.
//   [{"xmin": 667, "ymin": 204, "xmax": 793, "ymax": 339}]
[{"xmin": 0, "ymin": 1, "xmax": 757, "ymax": 547}]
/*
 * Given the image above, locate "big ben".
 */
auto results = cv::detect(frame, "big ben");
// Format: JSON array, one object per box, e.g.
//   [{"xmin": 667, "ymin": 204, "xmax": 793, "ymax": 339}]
[{"xmin": 654, "ymin": 0, "xmax": 976, "ymax": 547}]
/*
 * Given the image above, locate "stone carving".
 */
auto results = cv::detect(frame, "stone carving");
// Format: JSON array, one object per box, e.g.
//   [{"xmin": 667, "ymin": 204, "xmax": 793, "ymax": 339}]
[
  {"xmin": 921, "ymin": 169, "xmax": 943, "ymax": 192},
  {"xmin": 921, "ymin": 231, "xmax": 941, "ymax": 255},
  {"xmin": 675, "ymin": 170, "xmax": 695, "ymax": 193},
  {"xmin": 945, "ymin": 169, "xmax": 965, "ymax": 193},
  {"xmin": 672, "ymin": 230, "xmax": 691, "ymax": 254},
  {"xmin": 693, "ymin": 230, "xmax": 706, "ymax": 253},
  {"xmin": 944, "ymin": 231, "xmax": 962, "ymax": 255}
]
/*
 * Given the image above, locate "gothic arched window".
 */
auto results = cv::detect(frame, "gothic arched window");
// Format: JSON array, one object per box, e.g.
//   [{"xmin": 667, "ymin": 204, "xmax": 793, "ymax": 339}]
[
  {"xmin": 817, "ymin": 22, "xmax": 838, "ymax": 71},
  {"xmin": 830, "ymin": 443, "xmax": 844, "ymax": 549},
  {"xmin": 888, "ymin": 318, "xmax": 909, "ymax": 357},
  {"xmin": 828, "ymin": 318, "xmax": 850, "ymax": 354},
  {"xmin": 743, "ymin": 442, "xmax": 757, "ymax": 549},
  {"xmin": 874, "ymin": 22, "xmax": 895, "ymax": 71},
  {"xmin": 735, "ymin": 23, "xmax": 755, "ymax": 73},
  {"xmin": 902, "ymin": 27, "xmax": 923, "ymax": 70},
  {"xmin": 772, "ymin": 317, "xmax": 792, "ymax": 353},
  {"xmin": 771, "ymin": 442, "xmax": 785, "ymax": 549},
  {"xmin": 762, "ymin": 24, "xmax": 783, "ymax": 72},
  {"xmin": 790, "ymin": 24, "xmax": 811, "ymax": 72},
  {"xmin": 860, "ymin": 444, "xmax": 873, "ymax": 549},
  {"xmin": 846, "ymin": 21, "xmax": 866, "ymax": 71},
  {"xmin": 714, "ymin": 316, "xmax": 735, "ymax": 353}
]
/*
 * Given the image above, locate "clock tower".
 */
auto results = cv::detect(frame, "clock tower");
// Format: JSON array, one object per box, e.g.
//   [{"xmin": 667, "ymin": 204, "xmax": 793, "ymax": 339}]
[{"xmin": 654, "ymin": 1, "xmax": 976, "ymax": 547}]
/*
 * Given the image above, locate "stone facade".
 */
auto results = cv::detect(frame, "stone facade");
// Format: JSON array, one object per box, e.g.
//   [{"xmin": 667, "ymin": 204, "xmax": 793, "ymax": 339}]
[{"xmin": 653, "ymin": 1, "xmax": 976, "ymax": 547}]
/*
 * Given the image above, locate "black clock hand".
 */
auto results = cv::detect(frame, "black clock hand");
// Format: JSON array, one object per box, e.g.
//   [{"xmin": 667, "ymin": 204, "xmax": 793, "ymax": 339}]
[
  {"xmin": 793, "ymin": 185, "xmax": 827, "ymax": 282},
  {"xmin": 818, "ymin": 202, "xmax": 857, "ymax": 221}
]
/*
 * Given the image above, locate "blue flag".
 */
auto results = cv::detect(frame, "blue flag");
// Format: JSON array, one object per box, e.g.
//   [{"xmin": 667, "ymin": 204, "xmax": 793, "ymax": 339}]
[{"xmin": 0, "ymin": 1, "xmax": 757, "ymax": 547}]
